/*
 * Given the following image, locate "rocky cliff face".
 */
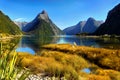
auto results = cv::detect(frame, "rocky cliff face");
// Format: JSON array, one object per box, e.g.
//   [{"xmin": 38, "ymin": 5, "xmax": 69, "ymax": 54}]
[
  {"xmin": 22, "ymin": 10, "xmax": 63, "ymax": 36},
  {"xmin": 94, "ymin": 3, "xmax": 120, "ymax": 35}
]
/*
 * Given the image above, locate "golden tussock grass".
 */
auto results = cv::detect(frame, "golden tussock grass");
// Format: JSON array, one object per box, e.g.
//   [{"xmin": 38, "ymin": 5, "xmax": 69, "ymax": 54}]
[
  {"xmin": 16, "ymin": 44, "xmax": 120, "ymax": 80},
  {"xmin": 40, "ymin": 50, "xmax": 89, "ymax": 71},
  {"xmin": 42, "ymin": 44, "xmax": 120, "ymax": 71},
  {"xmin": 17, "ymin": 52, "xmax": 79, "ymax": 79}
]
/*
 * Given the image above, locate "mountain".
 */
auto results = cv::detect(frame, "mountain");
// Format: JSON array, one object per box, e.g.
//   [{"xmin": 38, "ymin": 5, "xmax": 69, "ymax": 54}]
[
  {"xmin": 0, "ymin": 11, "xmax": 22, "ymax": 35},
  {"xmin": 63, "ymin": 17, "xmax": 103, "ymax": 35},
  {"xmin": 14, "ymin": 21, "xmax": 28, "ymax": 30},
  {"xmin": 82, "ymin": 17, "xmax": 103, "ymax": 33},
  {"xmin": 94, "ymin": 3, "xmax": 120, "ymax": 35},
  {"xmin": 63, "ymin": 21, "xmax": 86, "ymax": 35},
  {"xmin": 22, "ymin": 10, "xmax": 63, "ymax": 36}
]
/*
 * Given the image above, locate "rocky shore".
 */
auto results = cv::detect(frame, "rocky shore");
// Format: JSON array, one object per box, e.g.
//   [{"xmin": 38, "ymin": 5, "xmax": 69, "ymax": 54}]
[{"xmin": 25, "ymin": 74, "xmax": 65, "ymax": 80}]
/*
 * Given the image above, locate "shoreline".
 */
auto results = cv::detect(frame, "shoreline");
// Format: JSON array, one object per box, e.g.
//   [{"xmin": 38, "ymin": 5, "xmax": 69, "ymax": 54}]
[{"xmin": 0, "ymin": 35, "xmax": 22, "ymax": 40}]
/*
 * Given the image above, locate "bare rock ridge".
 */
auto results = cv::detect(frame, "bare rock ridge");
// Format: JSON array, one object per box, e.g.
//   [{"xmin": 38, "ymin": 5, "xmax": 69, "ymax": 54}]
[
  {"xmin": 94, "ymin": 3, "xmax": 120, "ymax": 35},
  {"xmin": 38, "ymin": 10, "xmax": 49, "ymax": 23}
]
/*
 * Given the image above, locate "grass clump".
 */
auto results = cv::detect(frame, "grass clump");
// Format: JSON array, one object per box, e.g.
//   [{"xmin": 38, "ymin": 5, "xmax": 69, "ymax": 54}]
[
  {"xmin": 95, "ymin": 69, "xmax": 120, "ymax": 80},
  {"xmin": 42, "ymin": 44, "xmax": 120, "ymax": 71},
  {"xmin": 0, "ymin": 42, "xmax": 29, "ymax": 80},
  {"xmin": 0, "ymin": 51, "xmax": 17, "ymax": 80},
  {"xmin": 87, "ymin": 74, "xmax": 111, "ymax": 80},
  {"xmin": 0, "ymin": 51, "xmax": 29, "ymax": 80},
  {"xmin": 17, "ymin": 52, "xmax": 80, "ymax": 80},
  {"xmin": 40, "ymin": 50, "xmax": 89, "ymax": 71}
]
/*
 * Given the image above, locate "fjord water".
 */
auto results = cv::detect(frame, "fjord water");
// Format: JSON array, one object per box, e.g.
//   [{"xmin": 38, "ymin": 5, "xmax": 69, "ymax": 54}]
[{"xmin": 15, "ymin": 35, "xmax": 120, "ymax": 54}]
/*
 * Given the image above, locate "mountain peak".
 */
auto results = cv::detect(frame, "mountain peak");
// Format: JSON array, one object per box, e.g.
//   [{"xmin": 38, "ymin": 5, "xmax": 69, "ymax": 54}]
[
  {"xmin": 87, "ymin": 17, "xmax": 95, "ymax": 21},
  {"xmin": 0, "ymin": 10, "xmax": 2, "ymax": 13},
  {"xmin": 41, "ymin": 10, "xmax": 47, "ymax": 14},
  {"xmin": 0, "ymin": 10, "xmax": 4, "ymax": 15},
  {"xmin": 36, "ymin": 10, "xmax": 49, "ymax": 22},
  {"xmin": 22, "ymin": 10, "xmax": 63, "ymax": 35}
]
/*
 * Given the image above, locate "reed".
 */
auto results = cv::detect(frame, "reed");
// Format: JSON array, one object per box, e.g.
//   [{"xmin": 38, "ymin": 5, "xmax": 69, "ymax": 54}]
[{"xmin": 0, "ymin": 41, "xmax": 29, "ymax": 80}]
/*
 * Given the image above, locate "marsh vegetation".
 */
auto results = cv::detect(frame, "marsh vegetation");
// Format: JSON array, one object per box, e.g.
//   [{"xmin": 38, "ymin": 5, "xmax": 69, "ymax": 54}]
[{"xmin": 0, "ymin": 35, "xmax": 120, "ymax": 80}]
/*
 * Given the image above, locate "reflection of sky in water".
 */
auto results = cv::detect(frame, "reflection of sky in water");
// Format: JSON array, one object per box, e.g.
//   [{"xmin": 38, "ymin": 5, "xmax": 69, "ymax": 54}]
[
  {"xmin": 56, "ymin": 35, "xmax": 100, "ymax": 48},
  {"xmin": 56, "ymin": 35, "xmax": 79, "ymax": 44},
  {"xmin": 16, "ymin": 47, "xmax": 35, "ymax": 54},
  {"xmin": 57, "ymin": 38, "xmax": 68, "ymax": 44},
  {"xmin": 81, "ymin": 68, "xmax": 91, "ymax": 73}
]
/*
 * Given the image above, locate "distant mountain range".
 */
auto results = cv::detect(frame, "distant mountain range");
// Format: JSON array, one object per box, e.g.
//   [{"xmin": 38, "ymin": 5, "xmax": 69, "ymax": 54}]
[
  {"xmin": 94, "ymin": 3, "xmax": 120, "ymax": 35},
  {"xmin": 63, "ymin": 17, "xmax": 103, "ymax": 35},
  {"xmin": 82, "ymin": 18, "xmax": 103, "ymax": 33},
  {"xmin": 1, "ymin": 3, "xmax": 120, "ymax": 36},
  {"xmin": 14, "ymin": 21, "xmax": 28, "ymax": 30},
  {"xmin": 0, "ymin": 11, "xmax": 22, "ymax": 35},
  {"xmin": 63, "ymin": 21, "xmax": 86, "ymax": 35},
  {"xmin": 22, "ymin": 10, "xmax": 63, "ymax": 36}
]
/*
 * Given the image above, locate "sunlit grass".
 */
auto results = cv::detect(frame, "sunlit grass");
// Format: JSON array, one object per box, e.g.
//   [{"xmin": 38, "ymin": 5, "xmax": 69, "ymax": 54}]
[
  {"xmin": 1, "ymin": 42, "xmax": 120, "ymax": 80},
  {"xmin": 18, "ymin": 52, "xmax": 80, "ymax": 79},
  {"xmin": 18, "ymin": 49, "xmax": 120, "ymax": 80},
  {"xmin": 0, "ymin": 41, "xmax": 29, "ymax": 80},
  {"xmin": 40, "ymin": 44, "xmax": 120, "ymax": 80},
  {"xmin": 42, "ymin": 44, "xmax": 120, "ymax": 71},
  {"xmin": 40, "ymin": 50, "xmax": 89, "ymax": 71}
]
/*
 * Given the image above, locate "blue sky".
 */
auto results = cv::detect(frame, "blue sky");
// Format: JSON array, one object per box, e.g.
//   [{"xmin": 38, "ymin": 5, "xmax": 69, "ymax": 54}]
[{"xmin": 0, "ymin": 0, "xmax": 120, "ymax": 30}]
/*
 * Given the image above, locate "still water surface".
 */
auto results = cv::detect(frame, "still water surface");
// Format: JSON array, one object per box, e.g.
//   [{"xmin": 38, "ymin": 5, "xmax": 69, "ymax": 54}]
[{"xmin": 16, "ymin": 35, "xmax": 120, "ymax": 54}]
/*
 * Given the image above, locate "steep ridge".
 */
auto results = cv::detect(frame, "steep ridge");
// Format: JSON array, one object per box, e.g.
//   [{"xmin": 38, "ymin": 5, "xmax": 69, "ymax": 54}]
[
  {"xmin": 0, "ymin": 11, "xmax": 22, "ymax": 35},
  {"xmin": 94, "ymin": 3, "xmax": 120, "ymax": 35}
]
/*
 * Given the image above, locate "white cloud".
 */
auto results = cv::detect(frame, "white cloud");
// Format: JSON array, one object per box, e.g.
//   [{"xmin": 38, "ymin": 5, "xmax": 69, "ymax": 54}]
[{"xmin": 14, "ymin": 18, "xmax": 26, "ymax": 22}]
